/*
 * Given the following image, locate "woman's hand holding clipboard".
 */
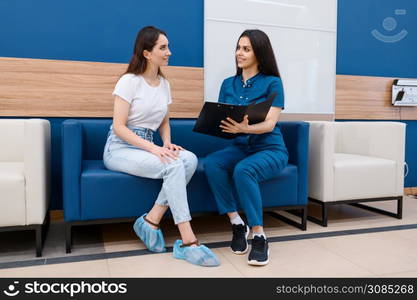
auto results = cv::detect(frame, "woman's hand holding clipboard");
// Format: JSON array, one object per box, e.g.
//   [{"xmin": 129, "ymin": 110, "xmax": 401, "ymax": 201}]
[{"xmin": 192, "ymin": 92, "xmax": 277, "ymax": 139}]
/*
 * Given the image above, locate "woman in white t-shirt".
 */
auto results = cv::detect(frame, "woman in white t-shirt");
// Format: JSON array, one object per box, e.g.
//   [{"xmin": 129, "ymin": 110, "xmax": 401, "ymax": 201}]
[{"xmin": 103, "ymin": 26, "xmax": 219, "ymax": 267}]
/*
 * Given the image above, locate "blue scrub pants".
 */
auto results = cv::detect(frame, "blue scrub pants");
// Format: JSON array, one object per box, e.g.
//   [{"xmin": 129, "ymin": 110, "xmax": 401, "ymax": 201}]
[{"xmin": 204, "ymin": 145, "xmax": 288, "ymax": 227}]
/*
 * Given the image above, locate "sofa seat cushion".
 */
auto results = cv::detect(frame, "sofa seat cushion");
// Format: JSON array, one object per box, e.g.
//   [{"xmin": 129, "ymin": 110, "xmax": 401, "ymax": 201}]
[
  {"xmin": 80, "ymin": 160, "xmax": 161, "ymax": 220},
  {"xmin": 196, "ymin": 157, "xmax": 299, "ymax": 206},
  {"xmin": 259, "ymin": 163, "xmax": 299, "ymax": 206},
  {"xmin": 80, "ymin": 158, "xmax": 299, "ymax": 221},
  {"xmin": 0, "ymin": 162, "xmax": 26, "ymax": 226},
  {"xmin": 80, "ymin": 160, "xmax": 222, "ymax": 220},
  {"xmin": 333, "ymin": 153, "xmax": 397, "ymax": 201}
]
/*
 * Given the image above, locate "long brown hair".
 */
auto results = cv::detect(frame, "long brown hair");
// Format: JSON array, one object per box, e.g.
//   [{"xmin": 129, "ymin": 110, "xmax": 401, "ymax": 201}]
[{"xmin": 125, "ymin": 26, "xmax": 167, "ymax": 77}]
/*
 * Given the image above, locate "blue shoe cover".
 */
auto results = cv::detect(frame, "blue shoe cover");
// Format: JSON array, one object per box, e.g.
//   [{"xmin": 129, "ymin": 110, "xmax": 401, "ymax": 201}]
[
  {"xmin": 172, "ymin": 240, "xmax": 220, "ymax": 267},
  {"xmin": 133, "ymin": 214, "xmax": 166, "ymax": 252}
]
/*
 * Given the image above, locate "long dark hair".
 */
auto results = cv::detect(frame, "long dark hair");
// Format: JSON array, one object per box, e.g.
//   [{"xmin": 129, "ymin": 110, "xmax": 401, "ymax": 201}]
[
  {"xmin": 236, "ymin": 29, "xmax": 280, "ymax": 77},
  {"xmin": 125, "ymin": 26, "xmax": 167, "ymax": 77}
]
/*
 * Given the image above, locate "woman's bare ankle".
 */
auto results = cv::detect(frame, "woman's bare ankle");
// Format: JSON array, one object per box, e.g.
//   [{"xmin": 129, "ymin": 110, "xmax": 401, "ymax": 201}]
[
  {"xmin": 181, "ymin": 239, "xmax": 199, "ymax": 247},
  {"xmin": 144, "ymin": 214, "xmax": 159, "ymax": 229}
]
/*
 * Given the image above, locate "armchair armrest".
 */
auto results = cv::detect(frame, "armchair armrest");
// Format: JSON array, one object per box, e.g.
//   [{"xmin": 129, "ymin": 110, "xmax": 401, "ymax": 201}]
[
  {"xmin": 62, "ymin": 119, "xmax": 83, "ymax": 221},
  {"xmin": 281, "ymin": 121, "xmax": 309, "ymax": 205},
  {"xmin": 336, "ymin": 121, "xmax": 405, "ymax": 195},
  {"xmin": 307, "ymin": 121, "xmax": 335, "ymax": 202},
  {"xmin": 24, "ymin": 119, "xmax": 51, "ymax": 225}
]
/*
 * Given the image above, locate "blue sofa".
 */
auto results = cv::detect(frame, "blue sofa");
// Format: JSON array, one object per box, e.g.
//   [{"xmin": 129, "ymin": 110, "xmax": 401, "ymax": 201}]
[{"xmin": 62, "ymin": 119, "xmax": 309, "ymax": 253}]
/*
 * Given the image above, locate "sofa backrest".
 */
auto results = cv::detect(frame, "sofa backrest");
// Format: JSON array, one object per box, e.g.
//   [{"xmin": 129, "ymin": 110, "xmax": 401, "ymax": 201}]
[
  {"xmin": 280, "ymin": 121, "xmax": 308, "ymax": 166},
  {"xmin": 162, "ymin": 119, "xmax": 233, "ymax": 156},
  {"xmin": 75, "ymin": 119, "xmax": 306, "ymax": 160},
  {"xmin": 78, "ymin": 119, "xmax": 233, "ymax": 160},
  {"xmin": 80, "ymin": 119, "xmax": 112, "ymax": 160},
  {"xmin": 0, "ymin": 119, "xmax": 25, "ymax": 162}
]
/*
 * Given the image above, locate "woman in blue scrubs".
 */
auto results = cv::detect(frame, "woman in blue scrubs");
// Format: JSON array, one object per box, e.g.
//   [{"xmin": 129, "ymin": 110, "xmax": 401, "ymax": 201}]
[{"xmin": 204, "ymin": 29, "xmax": 288, "ymax": 266}]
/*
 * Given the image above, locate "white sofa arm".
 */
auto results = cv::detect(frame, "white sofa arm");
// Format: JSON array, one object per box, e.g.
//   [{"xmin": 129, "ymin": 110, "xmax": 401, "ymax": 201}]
[
  {"xmin": 308, "ymin": 121, "xmax": 335, "ymax": 201},
  {"xmin": 335, "ymin": 121, "xmax": 405, "ymax": 195},
  {"xmin": 24, "ymin": 119, "xmax": 51, "ymax": 225}
]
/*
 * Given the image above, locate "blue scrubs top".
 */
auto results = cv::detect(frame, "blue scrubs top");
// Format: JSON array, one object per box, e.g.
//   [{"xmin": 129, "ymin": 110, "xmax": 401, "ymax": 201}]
[{"xmin": 218, "ymin": 73, "xmax": 288, "ymax": 153}]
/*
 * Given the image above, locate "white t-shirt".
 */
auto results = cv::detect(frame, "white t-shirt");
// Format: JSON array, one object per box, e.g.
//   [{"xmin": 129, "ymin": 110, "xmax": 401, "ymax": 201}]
[{"xmin": 112, "ymin": 73, "xmax": 172, "ymax": 131}]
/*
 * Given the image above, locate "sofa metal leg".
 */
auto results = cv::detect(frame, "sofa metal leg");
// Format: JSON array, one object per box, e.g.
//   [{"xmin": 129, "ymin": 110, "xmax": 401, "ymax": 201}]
[
  {"xmin": 266, "ymin": 207, "xmax": 307, "ymax": 231},
  {"xmin": 43, "ymin": 213, "xmax": 50, "ymax": 242},
  {"xmin": 34, "ymin": 214, "xmax": 50, "ymax": 257},
  {"xmin": 307, "ymin": 200, "xmax": 328, "ymax": 227},
  {"xmin": 322, "ymin": 203, "xmax": 328, "ymax": 227},
  {"xmin": 309, "ymin": 196, "xmax": 403, "ymax": 227},
  {"xmin": 65, "ymin": 223, "xmax": 72, "ymax": 254},
  {"xmin": 349, "ymin": 196, "xmax": 403, "ymax": 219},
  {"xmin": 35, "ymin": 225, "xmax": 42, "ymax": 257},
  {"xmin": 398, "ymin": 196, "xmax": 403, "ymax": 219},
  {"xmin": 301, "ymin": 207, "xmax": 307, "ymax": 231}
]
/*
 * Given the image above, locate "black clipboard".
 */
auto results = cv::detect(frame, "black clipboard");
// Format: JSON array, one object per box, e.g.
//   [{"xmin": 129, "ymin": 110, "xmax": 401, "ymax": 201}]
[{"xmin": 192, "ymin": 92, "xmax": 276, "ymax": 139}]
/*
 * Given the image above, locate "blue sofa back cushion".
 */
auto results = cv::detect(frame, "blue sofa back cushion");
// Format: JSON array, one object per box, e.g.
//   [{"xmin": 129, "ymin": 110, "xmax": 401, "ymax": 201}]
[
  {"xmin": 80, "ymin": 119, "xmax": 307, "ymax": 161},
  {"xmin": 81, "ymin": 119, "xmax": 233, "ymax": 160}
]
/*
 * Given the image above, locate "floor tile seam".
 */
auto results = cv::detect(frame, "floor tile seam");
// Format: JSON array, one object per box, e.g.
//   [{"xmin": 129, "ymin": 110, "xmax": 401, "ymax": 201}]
[
  {"xmin": 268, "ymin": 223, "xmax": 417, "ymax": 243},
  {"xmin": 306, "ymin": 226, "xmax": 417, "ymax": 251},
  {"xmin": 104, "ymin": 257, "xmax": 112, "ymax": 277},
  {"xmin": 376, "ymin": 268, "xmax": 417, "ymax": 277},
  {"xmin": 307, "ymin": 238, "xmax": 380, "ymax": 277},
  {"xmin": 0, "ymin": 250, "xmax": 150, "ymax": 270},
  {"xmin": 271, "ymin": 238, "xmax": 378, "ymax": 278},
  {"xmin": 306, "ymin": 228, "xmax": 417, "ymax": 277},
  {"xmin": 2, "ymin": 223, "xmax": 417, "ymax": 270},
  {"xmin": 216, "ymin": 249, "xmax": 247, "ymax": 277},
  {"xmin": 390, "ymin": 230, "xmax": 417, "ymax": 244},
  {"xmin": 376, "ymin": 269, "xmax": 417, "ymax": 277},
  {"xmin": 0, "ymin": 229, "xmax": 408, "ymax": 268}
]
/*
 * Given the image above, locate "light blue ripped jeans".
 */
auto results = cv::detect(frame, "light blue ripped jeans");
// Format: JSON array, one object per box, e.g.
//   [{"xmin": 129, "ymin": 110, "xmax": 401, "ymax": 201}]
[{"xmin": 103, "ymin": 125, "xmax": 198, "ymax": 224}]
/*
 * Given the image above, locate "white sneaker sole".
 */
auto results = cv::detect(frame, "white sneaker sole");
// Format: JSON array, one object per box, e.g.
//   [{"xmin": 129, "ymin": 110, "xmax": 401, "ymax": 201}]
[
  {"xmin": 247, "ymin": 249, "xmax": 270, "ymax": 266},
  {"xmin": 231, "ymin": 225, "xmax": 250, "ymax": 255}
]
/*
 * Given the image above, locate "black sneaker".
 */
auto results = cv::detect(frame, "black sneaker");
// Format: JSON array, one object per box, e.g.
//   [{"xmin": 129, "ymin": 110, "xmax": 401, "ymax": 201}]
[
  {"xmin": 231, "ymin": 224, "xmax": 249, "ymax": 254},
  {"xmin": 248, "ymin": 235, "xmax": 269, "ymax": 266}
]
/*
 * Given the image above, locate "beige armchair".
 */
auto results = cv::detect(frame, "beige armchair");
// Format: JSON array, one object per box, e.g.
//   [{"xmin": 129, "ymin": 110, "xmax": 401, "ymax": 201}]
[
  {"xmin": 0, "ymin": 119, "xmax": 50, "ymax": 256},
  {"xmin": 308, "ymin": 121, "xmax": 405, "ymax": 226}
]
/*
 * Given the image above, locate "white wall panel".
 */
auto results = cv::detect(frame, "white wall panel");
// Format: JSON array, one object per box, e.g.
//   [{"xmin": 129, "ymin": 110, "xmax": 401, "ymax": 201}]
[{"xmin": 204, "ymin": 0, "xmax": 337, "ymax": 114}]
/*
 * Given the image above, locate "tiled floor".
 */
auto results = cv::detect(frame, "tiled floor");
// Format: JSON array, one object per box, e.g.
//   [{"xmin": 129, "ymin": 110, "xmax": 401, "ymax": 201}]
[{"xmin": 0, "ymin": 196, "xmax": 416, "ymax": 278}]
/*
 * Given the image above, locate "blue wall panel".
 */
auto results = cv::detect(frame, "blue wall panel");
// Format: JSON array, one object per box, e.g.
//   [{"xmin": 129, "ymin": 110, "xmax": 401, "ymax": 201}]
[
  {"xmin": 1, "ymin": 1, "xmax": 416, "ymax": 75},
  {"xmin": 337, "ymin": 0, "xmax": 417, "ymax": 77},
  {"xmin": 0, "ymin": 0, "xmax": 203, "ymax": 67}
]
